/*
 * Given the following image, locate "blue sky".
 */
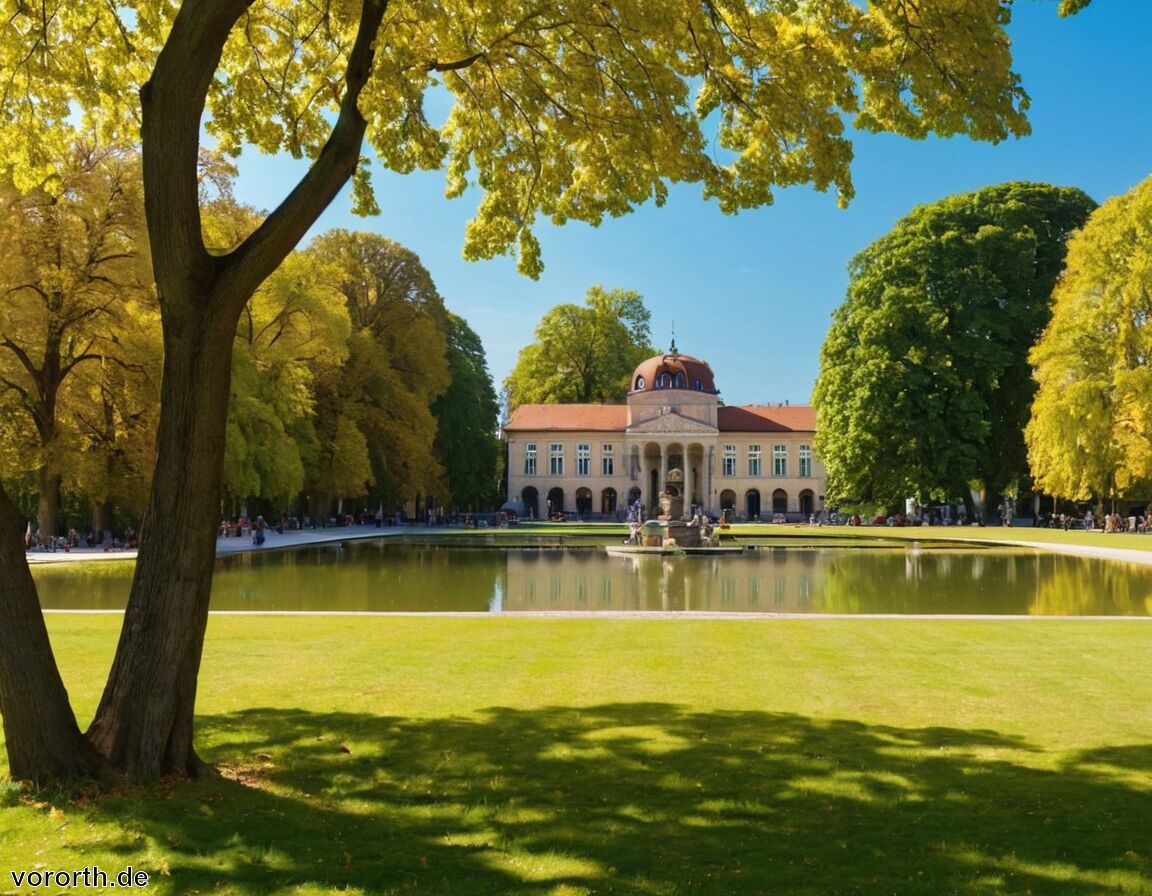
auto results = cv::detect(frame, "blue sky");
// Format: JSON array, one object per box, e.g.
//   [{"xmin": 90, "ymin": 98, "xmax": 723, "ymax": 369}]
[{"xmin": 233, "ymin": 1, "xmax": 1151, "ymax": 408}]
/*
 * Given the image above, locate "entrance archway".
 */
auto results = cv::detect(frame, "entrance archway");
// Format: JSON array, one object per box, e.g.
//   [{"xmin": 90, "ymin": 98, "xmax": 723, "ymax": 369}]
[
  {"xmin": 547, "ymin": 487, "xmax": 565, "ymax": 518},
  {"xmin": 799, "ymin": 490, "xmax": 815, "ymax": 518},
  {"xmin": 521, "ymin": 486, "xmax": 539, "ymax": 519},
  {"xmin": 745, "ymin": 489, "xmax": 761, "ymax": 520},
  {"xmin": 720, "ymin": 489, "xmax": 736, "ymax": 512},
  {"xmin": 575, "ymin": 487, "xmax": 593, "ymax": 517},
  {"xmin": 772, "ymin": 489, "xmax": 788, "ymax": 514},
  {"xmin": 602, "ymin": 488, "xmax": 617, "ymax": 516}
]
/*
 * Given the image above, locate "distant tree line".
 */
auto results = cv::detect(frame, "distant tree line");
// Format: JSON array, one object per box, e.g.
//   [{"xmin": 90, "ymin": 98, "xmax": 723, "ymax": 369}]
[{"xmin": 0, "ymin": 147, "xmax": 501, "ymax": 538}]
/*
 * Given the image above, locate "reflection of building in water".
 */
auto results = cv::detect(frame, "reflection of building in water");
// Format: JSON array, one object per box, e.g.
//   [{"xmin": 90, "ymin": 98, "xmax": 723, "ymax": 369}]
[
  {"xmin": 503, "ymin": 343, "xmax": 826, "ymax": 522},
  {"xmin": 503, "ymin": 547, "xmax": 1152, "ymax": 616},
  {"xmin": 502, "ymin": 548, "xmax": 829, "ymax": 613}
]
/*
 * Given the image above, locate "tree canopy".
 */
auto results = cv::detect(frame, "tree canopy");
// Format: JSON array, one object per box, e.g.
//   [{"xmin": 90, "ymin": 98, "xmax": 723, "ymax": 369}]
[
  {"xmin": 1026, "ymin": 176, "xmax": 1152, "ymax": 503},
  {"xmin": 813, "ymin": 182, "xmax": 1096, "ymax": 512},
  {"xmin": 0, "ymin": 0, "xmax": 1048, "ymax": 278},
  {"xmin": 505, "ymin": 287, "xmax": 656, "ymax": 410},
  {"xmin": 0, "ymin": 0, "xmax": 1090, "ymax": 784},
  {"xmin": 433, "ymin": 313, "xmax": 501, "ymax": 512},
  {"xmin": 0, "ymin": 144, "xmax": 157, "ymax": 539},
  {"xmin": 306, "ymin": 230, "xmax": 450, "ymax": 514}
]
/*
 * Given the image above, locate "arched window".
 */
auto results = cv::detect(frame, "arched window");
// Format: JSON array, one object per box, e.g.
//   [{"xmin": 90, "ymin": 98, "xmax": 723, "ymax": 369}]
[
  {"xmin": 674, "ymin": 372, "xmax": 686, "ymax": 388},
  {"xmin": 656, "ymin": 372, "xmax": 672, "ymax": 389},
  {"xmin": 634, "ymin": 375, "xmax": 646, "ymax": 390}
]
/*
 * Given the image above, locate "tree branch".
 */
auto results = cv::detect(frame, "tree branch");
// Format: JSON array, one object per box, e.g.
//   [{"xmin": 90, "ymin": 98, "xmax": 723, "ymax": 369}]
[{"xmin": 220, "ymin": 0, "xmax": 390, "ymax": 308}]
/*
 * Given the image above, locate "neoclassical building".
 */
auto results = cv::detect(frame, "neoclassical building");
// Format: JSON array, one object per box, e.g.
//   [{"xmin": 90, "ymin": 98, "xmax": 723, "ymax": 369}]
[{"xmin": 503, "ymin": 345, "xmax": 826, "ymax": 521}]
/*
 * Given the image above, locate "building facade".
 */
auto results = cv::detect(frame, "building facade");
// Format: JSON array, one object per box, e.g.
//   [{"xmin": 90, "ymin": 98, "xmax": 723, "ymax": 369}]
[{"xmin": 502, "ymin": 346, "xmax": 826, "ymax": 521}]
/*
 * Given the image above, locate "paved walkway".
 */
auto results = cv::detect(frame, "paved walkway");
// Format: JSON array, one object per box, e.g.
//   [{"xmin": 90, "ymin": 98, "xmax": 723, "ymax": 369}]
[
  {"xmin": 25, "ymin": 524, "xmax": 421, "ymax": 564},
  {"xmin": 1006, "ymin": 539, "xmax": 1152, "ymax": 567}
]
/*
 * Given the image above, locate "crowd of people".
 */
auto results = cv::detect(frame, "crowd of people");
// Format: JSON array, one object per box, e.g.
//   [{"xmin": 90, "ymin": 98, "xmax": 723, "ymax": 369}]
[
  {"xmin": 24, "ymin": 524, "xmax": 137, "ymax": 552},
  {"xmin": 1034, "ymin": 510, "xmax": 1135, "ymax": 531}
]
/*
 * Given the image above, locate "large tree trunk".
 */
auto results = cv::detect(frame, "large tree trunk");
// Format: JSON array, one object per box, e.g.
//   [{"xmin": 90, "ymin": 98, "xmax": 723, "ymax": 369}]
[
  {"xmin": 37, "ymin": 465, "xmax": 60, "ymax": 542},
  {"xmin": 0, "ymin": 484, "xmax": 106, "ymax": 782},
  {"xmin": 86, "ymin": 311, "xmax": 236, "ymax": 781}
]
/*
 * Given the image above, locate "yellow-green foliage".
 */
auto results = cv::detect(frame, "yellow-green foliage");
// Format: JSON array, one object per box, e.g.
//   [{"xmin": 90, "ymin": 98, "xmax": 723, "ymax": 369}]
[
  {"xmin": 0, "ymin": 0, "xmax": 1040, "ymax": 277},
  {"xmin": 1027, "ymin": 176, "xmax": 1152, "ymax": 500}
]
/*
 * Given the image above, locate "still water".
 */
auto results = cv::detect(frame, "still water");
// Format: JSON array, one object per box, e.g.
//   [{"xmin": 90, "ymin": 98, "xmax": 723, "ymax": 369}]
[{"xmin": 30, "ymin": 538, "xmax": 1152, "ymax": 616}]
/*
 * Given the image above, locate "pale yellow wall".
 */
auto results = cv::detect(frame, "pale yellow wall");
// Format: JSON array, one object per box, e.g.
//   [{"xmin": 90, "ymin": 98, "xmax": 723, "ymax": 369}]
[{"xmin": 505, "ymin": 428, "xmax": 826, "ymax": 517}]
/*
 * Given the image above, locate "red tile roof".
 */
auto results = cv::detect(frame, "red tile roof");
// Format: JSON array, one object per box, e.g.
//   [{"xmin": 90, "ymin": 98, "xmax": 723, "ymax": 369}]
[
  {"xmin": 504, "ymin": 404, "xmax": 628, "ymax": 432},
  {"xmin": 718, "ymin": 405, "xmax": 816, "ymax": 433}
]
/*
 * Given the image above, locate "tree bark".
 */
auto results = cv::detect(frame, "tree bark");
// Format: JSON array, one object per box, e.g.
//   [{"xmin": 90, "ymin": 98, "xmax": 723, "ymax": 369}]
[
  {"xmin": 0, "ymin": 484, "xmax": 106, "ymax": 782},
  {"xmin": 37, "ymin": 466, "xmax": 60, "ymax": 542},
  {"xmin": 86, "ymin": 311, "xmax": 236, "ymax": 779}
]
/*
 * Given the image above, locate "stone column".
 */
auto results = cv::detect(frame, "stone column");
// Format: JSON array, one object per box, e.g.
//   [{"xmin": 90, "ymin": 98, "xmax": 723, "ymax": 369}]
[
  {"xmin": 705, "ymin": 446, "xmax": 714, "ymax": 515},
  {"xmin": 659, "ymin": 444, "xmax": 668, "ymax": 491},
  {"xmin": 637, "ymin": 447, "xmax": 647, "ymax": 515},
  {"xmin": 683, "ymin": 451, "xmax": 691, "ymax": 512}
]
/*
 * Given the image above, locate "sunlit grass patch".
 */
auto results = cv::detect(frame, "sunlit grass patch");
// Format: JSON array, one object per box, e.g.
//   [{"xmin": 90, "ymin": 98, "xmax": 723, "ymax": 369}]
[{"xmin": 2, "ymin": 615, "xmax": 1151, "ymax": 894}]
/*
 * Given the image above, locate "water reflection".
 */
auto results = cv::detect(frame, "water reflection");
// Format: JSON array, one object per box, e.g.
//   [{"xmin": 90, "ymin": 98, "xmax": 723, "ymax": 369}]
[{"xmin": 28, "ymin": 540, "xmax": 1152, "ymax": 616}]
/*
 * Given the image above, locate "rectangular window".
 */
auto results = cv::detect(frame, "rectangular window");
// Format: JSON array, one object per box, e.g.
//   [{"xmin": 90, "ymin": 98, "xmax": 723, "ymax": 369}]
[
  {"xmin": 577, "ymin": 443, "xmax": 591, "ymax": 476},
  {"xmin": 602, "ymin": 443, "xmax": 615, "ymax": 476},
  {"xmin": 748, "ymin": 444, "xmax": 762, "ymax": 477},
  {"xmin": 524, "ymin": 443, "xmax": 537, "ymax": 476},
  {"xmin": 773, "ymin": 444, "xmax": 788, "ymax": 477},
  {"xmin": 799, "ymin": 444, "xmax": 812, "ymax": 477},
  {"xmin": 723, "ymin": 444, "xmax": 736, "ymax": 477},
  {"xmin": 549, "ymin": 443, "xmax": 564, "ymax": 476}
]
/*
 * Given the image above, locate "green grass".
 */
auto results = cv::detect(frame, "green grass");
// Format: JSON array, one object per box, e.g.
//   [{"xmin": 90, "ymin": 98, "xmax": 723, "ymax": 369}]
[
  {"xmin": 442, "ymin": 519, "xmax": 1152, "ymax": 556},
  {"xmin": 3, "ymin": 615, "xmax": 1152, "ymax": 894}
]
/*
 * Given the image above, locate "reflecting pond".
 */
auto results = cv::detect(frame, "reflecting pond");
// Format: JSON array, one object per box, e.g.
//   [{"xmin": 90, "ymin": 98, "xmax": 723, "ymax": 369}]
[{"xmin": 30, "ymin": 537, "xmax": 1152, "ymax": 616}]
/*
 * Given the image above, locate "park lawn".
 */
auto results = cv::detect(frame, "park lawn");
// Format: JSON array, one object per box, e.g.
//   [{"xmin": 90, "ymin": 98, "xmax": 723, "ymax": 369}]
[
  {"xmin": 419, "ymin": 519, "xmax": 1152, "ymax": 556},
  {"xmin": 2, "ymin": 614, "xmax": 1151, "ymax": 895}
]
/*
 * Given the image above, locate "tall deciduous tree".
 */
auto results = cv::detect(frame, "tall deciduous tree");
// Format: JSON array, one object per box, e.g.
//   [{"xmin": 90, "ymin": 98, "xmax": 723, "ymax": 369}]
[
  {"xmin": 504, "ymin": 287, "xmax": 656, "ymax": 410},
  {"xmin": 305, "ymin": 231, "xmax": 449, "ymax": 516},
  {"xmin": 814, "ymin": 182, "xmax": 1095, "ymax": 513},
  {"xmin": 1026, "ymin": 176, "xmax": 1152, "ymax": 504},
  {"xmin": 0, "ymin": 144, "xmax": 153, "ymax": 540},
  {"xmin": 433, "ymin": 313, "xmax": 501, "ymax": 511},
  {"xmin": 0, "ymin": 0, "xmax": 1085, "ymax": 783}
]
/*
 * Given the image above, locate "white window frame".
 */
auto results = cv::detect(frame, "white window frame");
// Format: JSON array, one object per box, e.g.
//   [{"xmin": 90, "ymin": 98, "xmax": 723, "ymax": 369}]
[
  {"xmin": 773, "ymin": 444, "xmax": 788, "ymax": 477},
  {"xmin": 524, "ymin": 442, "xmax": 537, "ymax": 476},
  {"xmin": 723, "ymin": 444, "xmax": 736, "ymax": 477},
  {"xmin": 602, "ymin": 444, "xmax": 615, "ymax": 476},
  {"xmin": 577, "ymin": 442, "xmax": 591, "ymax": 476},
  {"xmin": 549, "ymin": 443, "xmax": 564, "ymax": 476},
  {"xmin": 748, "ymin": 444, "xmax": 762, "ymax": 477},
  {"xmin": 799, "ymin": 444, "xmax": 812, "ymax": 477}
]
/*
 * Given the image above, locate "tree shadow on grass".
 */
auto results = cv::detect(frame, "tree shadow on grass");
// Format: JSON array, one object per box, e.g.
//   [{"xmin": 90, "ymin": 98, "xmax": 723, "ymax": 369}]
[{"xmin": 85, "ymin": 704, "xmax": 1151, "ymax": 895}]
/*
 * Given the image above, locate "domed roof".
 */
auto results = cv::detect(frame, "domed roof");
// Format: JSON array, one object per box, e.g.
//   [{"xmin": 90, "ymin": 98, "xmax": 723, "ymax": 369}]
[{"xmin": 629, "ymin": 342, "xmax": 718, "ymax": 395}]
